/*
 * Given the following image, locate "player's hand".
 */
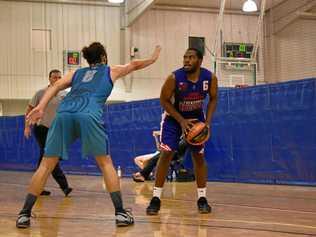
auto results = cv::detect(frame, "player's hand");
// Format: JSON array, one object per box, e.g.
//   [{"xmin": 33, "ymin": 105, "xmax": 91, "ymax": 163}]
[
  {"xmin": 151, "ymin": 45, "xmax": 162, "ymax": 62},
  {"xmin": 24, "ymin": 126, "xmax": 31, "ymax": 139},
  {"xmin": 26, "ymin": 106, "xmax": 44, "ymax": 125},
  {"xmin": 180, "ymin": 119, "xmax": 198, "ymax": 136}
]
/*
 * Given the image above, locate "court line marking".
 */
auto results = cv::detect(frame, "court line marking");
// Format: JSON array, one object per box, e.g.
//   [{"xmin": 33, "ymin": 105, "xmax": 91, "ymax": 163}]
[
  {"xmin": 1, "ymin": 213, "xmax": 315, "ymax": 236},
  {"xmin": 2, "ymin": 182, "xmax": 316, "ymax": 216}
]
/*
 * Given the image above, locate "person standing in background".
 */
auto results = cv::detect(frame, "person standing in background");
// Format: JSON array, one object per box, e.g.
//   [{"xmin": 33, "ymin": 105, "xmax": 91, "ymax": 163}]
[{"xmin": 24, "ymin": 69, "xmax": 72, "ymax": 197}]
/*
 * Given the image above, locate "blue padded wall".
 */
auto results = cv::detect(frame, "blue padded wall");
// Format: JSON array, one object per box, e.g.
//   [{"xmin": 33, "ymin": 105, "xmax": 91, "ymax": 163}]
[
  {"xmin": 0, "ymin": 116, "xmax": 39, "ymax": 171},
  {"xmin": 203, "ymin": 78, "xmax": 316, "ymax": 185},
  {"xmin": 0, "ymin": 78, "xmax": 315, "ymax": 185}
]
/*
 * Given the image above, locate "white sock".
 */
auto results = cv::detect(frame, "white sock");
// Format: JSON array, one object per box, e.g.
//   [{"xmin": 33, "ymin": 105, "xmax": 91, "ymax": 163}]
[
  {"xmin": 153, "ymin": 187, "xmax": 163, "ymax": 199},
  {"xmin": 197, "ymin": 188, "xmax": 206, "ymax": 199}
]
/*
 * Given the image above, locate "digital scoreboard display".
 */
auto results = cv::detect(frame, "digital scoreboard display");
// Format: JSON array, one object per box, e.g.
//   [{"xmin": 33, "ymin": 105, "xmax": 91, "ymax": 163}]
[
  {"xmin": 67, "ymin": 51, "xmax": 80, "ymax": 65},
  {"xmin": 63, "ymin": 50, "xmax": 81, "ymax": 73},
  {"xmin": 223, "ymin": 42, "xmax": 253, "ymax": 58}
]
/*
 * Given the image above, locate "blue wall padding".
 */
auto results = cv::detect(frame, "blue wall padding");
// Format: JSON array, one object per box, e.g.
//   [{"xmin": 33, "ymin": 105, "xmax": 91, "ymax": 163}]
[
  {"xmin": 0, "ymin": 116, "xmax": 39, "ymax": 171},
  {"xmin": 0, "ymin": 78, "xmax": 315, "ymax": 185},
  {"xmin": 102, "ymin": 99, "xmax": 163, "ymax": 175},
  {"xmin": 202, "ymin": 78, "xmax": 316, "ymax": 185}
]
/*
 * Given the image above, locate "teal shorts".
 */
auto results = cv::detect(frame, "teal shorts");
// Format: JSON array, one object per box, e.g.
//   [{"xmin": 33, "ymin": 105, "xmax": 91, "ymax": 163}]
[{"xmin": 44, "ymin": 113, "xmax": 109, "ymax": 159}]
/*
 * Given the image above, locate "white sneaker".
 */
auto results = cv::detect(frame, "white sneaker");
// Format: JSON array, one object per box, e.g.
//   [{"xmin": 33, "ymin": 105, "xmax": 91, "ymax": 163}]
[{"xmin": 115, "ymin": 209, "xmax": 134, "ymax": 227}]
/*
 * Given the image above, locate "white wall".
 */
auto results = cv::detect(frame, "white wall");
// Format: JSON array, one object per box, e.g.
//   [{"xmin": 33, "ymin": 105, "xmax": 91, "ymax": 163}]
[
  {"xmin": 0, "ymin": 100, "xmax": 29, "ymax": 116},
  {"xmin": 276, "ymin": 19, "xmax": 316, "ymax": 82},
  {"xmin": 119, "ymin": 8, "xmax": 264, "ymax": 101},
  {"xmin": 0, "ymin": 0, "xmax": 121, "ymax": 99},
  {"xmin": 265, "ymin": 18, "xmax": 316, "ymax": 83},
  {"xmin": 264, "ymin": 0, "xmax": 316, "ymax": 83},
  {"xmin": 1, "ymin": 0, "xmax": 314, "ymax": 106}
]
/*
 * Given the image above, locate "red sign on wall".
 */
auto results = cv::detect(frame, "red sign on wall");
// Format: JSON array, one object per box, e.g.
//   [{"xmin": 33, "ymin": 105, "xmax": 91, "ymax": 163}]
[{"xmin": 67, "ymin": 51, "xmax": 80, "ymax": 65}]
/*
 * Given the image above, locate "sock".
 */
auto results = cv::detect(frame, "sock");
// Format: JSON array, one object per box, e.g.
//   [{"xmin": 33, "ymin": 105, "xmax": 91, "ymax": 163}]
[
  {"xmin": 20, "ymin": 193, "xmax": 37, "ymax": 215},
  {"xmin": 110, "ymin": 191, "xmax": 124, "ymax": 213},
  {"xmin": 153, "ymin": 187, "xmax": 162, "ymax": 199},
  {"xmin": 197, "ymin": 188, "xmax": 206, "ymax": 199}
]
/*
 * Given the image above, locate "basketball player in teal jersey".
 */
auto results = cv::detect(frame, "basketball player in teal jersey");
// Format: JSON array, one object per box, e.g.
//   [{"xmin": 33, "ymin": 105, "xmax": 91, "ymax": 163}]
[{"xmin": 16, "ymin": 42, "xmax": 161, "ymax": 228}]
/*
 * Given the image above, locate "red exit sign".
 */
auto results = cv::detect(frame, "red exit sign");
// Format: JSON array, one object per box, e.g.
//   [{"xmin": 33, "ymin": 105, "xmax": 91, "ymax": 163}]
[{"xmin": 67, "ymin": 51, "xmax": 80, "ymax": 65}]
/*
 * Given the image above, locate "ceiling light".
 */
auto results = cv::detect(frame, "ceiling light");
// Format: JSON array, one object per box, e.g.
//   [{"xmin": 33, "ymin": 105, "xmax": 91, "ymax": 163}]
[
  {"xmin": 108, "ymin": 0, "xmax": 124, "ymax": 3},
  {"xmin": 242, "ymin": 0, "xmax": 258, "ymax": 12}
]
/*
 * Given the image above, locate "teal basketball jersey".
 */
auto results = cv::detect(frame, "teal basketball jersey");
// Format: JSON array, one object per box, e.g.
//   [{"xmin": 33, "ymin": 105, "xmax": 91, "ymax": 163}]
[{"xmin": 58, "ymin": 64, "xmax": 113, "ymax": 120}]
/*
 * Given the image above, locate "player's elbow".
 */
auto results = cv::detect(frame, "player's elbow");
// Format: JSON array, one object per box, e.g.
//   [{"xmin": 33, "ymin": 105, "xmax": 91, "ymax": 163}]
[
  {"xmin": 54, "ymin": 80, "xmax": 65, "ymax": 91},
  {"xmin": 212, "ymin": 93, "xmax": 218, "ymax": 102},
  {"xmin": 130, "ymin": 60, "xmax": 139, "ymax": 71},
  {"xmin": 210, "ymin": 94, "xmax": 218, "ymax": 106},
  {"xmin": 160, "ymin": 97, "xmax": 169, "ymax": 109}
]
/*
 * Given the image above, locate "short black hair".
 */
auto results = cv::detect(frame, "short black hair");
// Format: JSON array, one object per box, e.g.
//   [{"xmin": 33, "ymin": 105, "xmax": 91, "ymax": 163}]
[
  {"xmin": 49, "ymin": 69, "xmax": 61, "ymax": 78},
  {"xmin": 187, "ymin": 47, "xmax": 203, "ymax": 59},
  {"xmin": 82, "ymin": 42, "xmax": 107, "ymax": 65}
]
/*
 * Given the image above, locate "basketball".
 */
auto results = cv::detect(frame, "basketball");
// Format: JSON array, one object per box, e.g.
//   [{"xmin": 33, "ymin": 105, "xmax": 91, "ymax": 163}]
[{"xmin": 185, "ymin": 121, "xmax": 210, "ymax": 145}]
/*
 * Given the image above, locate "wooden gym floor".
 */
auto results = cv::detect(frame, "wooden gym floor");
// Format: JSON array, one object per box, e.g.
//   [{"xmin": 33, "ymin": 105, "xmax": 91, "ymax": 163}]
[{"xmin": 0, "ymin": 170, "xmax": 316, "ymax": 237}]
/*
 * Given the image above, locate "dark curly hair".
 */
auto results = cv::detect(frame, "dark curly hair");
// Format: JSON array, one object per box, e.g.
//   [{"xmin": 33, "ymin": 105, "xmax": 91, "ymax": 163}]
[
  {"xmin": 187, "ymin": 47, "xmax": 203, "ymax": 59},
  {"xmin": 49, "ymin": 69, "xmax": 61, "ymax": 78},
  {"xmin": 82, "ymin": 42, "xmax": 107, "ymax": 65}
]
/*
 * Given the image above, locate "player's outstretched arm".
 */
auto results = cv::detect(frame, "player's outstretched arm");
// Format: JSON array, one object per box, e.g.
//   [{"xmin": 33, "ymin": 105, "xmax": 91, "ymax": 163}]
[
  {"xmin": 26, "ymin": 71, "xmax": 74, "ymax": 125},
  {"xmin": 110, "ymin": 45, "xmax": 161, "ymax": 82}
]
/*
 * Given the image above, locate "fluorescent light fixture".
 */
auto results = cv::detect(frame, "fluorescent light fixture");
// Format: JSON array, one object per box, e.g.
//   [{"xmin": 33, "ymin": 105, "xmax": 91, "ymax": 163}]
[
  {"xmin": 108, "ymin": 0, "xmax": 124, "ymax": 3},
  {"xmin": 242, "ymin": 0, "xmax": 258, "ymax": 12}
]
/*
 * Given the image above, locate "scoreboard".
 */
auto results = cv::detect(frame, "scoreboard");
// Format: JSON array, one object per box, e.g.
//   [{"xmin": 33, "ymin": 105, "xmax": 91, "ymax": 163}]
[
  {"xmin": 63, "ymin": 50, "xmax": 81, "ymax": 73},
  {"xmin": 65, "ymin": 51, "xmax": 81, "ymax": 66},
  {"xmin": 223, "ymin": 42, "xmax": 253, "ymax": 59}
]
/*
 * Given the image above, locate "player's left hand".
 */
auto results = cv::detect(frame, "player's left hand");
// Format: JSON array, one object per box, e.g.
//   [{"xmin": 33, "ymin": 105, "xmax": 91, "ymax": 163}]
[
  {"xmin": 181, "ymin": 118, "xmax": 199, "ymax": 136},
  {"xmin": 26, "ymin": 106, "xmax": 44, "ymax": 125},
  {"xmin": 151, "ymin": 45, "xmax": 162, "ymax": 62},
  {"xmin": 24, "ymin": 126, "xmax": 32, "ymax": 139}
]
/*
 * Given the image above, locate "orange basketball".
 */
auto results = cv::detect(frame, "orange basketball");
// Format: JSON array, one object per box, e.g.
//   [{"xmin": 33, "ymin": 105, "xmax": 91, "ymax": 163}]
[{"xmin": 185, "ymin": 121, "xmax": 210, "ymax": 145}]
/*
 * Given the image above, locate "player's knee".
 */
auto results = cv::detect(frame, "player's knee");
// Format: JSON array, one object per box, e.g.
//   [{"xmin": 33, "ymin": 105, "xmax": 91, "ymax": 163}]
[
  {"xmin": 193, "ymin": 154, "xmax": 205, "ymax": 165},
  {"xmin": 38, "ymin": 161, "xmax": 54, "ymax": 174},
  {"xmin": 134, "ymin": 157, "xmax": 143, "ymax": 167},
  {"xmin": 160, "ymin": 151, "xmax": 174, "ymax": 162},
  {"xmin": 97, "ymin": 155, "xmax": 113, "ymax": 169}
]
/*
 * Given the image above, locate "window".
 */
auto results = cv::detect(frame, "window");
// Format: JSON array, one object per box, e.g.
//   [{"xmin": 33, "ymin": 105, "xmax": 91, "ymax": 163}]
[{"xmin": 188, "ymin": 36, "xmax": 205, "ymax": 55}]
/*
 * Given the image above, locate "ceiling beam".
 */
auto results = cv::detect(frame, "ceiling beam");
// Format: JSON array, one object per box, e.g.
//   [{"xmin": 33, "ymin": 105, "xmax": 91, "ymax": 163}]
[
  {"xmin": 152, "ymin": 4, "xmax": 259, "ymax": 16},
  {"xmin": 270, "ymin": 0, "xmax": 316, "ymax": 34},
  {"xmin": 298, "ymin": 11, "xmax": 316, "ymax": 19},
  {"xmin": 125, "ymin": 0, "xmax": 155, "ymax": 27},
  {"xmin": 0, "ymin": 0, "xmax": 119, "ymax": 7}
]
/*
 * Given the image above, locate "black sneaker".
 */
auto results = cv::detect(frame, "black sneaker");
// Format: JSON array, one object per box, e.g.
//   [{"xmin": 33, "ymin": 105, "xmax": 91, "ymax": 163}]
[
  {"xmin": 16, "ymin": 213, "xmax": 31, "ymax": 228},
  {"xmin": 115, "ymin": 209, "xmax": 134, "ymax": 227},
  {"xmin": 40, "ymin": 190, "xmax": 51, "ymax": 196},
  {"xmin": 197, "ymin": 197, "xmax": 212, "ymax": 214},
  {"xmin": 63, "ymin": 187, "xmax": 73, "ymax": 197},
  {"xmin": 146, "ymin": 197, "xmax": 161, "ymax": 215}
]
